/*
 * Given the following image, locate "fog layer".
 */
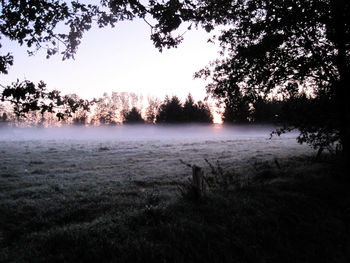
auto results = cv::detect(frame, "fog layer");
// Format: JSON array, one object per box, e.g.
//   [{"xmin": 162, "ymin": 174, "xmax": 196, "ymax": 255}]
[{"xmin": 0, "ymin": 124, "xmax": 297, "ymax": 141}]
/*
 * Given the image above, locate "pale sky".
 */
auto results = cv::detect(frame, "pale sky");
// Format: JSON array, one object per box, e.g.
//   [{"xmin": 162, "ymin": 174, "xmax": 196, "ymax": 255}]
[{"xmin": 1, "ymin": 18, "xmax": 220, "ymax": 103}]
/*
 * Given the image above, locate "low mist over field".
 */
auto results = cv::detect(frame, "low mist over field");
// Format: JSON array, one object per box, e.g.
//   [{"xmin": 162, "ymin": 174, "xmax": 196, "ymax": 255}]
[
  {"xmin": 0, "ymin": 125, "xmax": 306, "ymax": 179},
  {"xmin": 0, "ymin": 124, "xmax": 295, "ymax": 141}
]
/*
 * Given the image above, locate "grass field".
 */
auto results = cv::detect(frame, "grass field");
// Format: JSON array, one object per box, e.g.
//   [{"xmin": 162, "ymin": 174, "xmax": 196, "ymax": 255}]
[{"xmin": 1, "ymin": 125, "xmax": 349, "ymax": 262}]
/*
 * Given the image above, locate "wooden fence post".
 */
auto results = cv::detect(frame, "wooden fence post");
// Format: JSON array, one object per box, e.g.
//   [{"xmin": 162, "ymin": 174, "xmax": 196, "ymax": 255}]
[{"xmin": 192, "ymin": 165, "xmax": 205, "ymax": 198}]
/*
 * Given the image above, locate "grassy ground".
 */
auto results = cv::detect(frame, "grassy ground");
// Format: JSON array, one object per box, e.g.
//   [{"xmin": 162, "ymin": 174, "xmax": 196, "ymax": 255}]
[{"xmin": 1, "ymin": 154, "xmax": 349, "ymax": 263}]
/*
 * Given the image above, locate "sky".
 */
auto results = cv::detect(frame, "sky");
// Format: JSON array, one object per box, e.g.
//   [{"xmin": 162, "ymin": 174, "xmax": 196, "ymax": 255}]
[{"xmin": 1, "ymin": 18, "xmax": 221, "ymax": 104}]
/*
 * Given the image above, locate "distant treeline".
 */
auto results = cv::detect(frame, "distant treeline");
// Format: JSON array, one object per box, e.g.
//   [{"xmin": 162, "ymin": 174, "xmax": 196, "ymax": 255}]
[
  {"xmin": 0, "ymin": 80, "xmax": 213, "ymax": 126},
  {"xmin": 1, "ymin": 80, "xmax": 316, "ymax": 127}
]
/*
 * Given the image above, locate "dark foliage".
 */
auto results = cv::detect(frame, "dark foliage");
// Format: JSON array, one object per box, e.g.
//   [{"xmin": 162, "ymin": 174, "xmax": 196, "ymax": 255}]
[
  {"xmin": 1, "ymin": 80, "xmax": 51, "ymax": 118},
  {"xmin": 156, "ymin": 95, "xmax": 184, "ymax": 123},
  {"xmin": 1, "ymin": 80, "xmax": 91, "ymax": 121},
  {"xmin": 156, "ymin": 94, "xmax": 212, "ymax": 124},
  {"xmin": 275, "ymin": 92, "xmax": 341, "ymax": 150},
  {"xmin": 190, "ymin": 0, "xmax": 350, "ymax": 155},
  {"xmin": 183, "ymin": 93, "xmax": 213, "ymax": 123},
  {"xmin": 221, "ymin": 87, "xmax": 250, "ymax": 124},
  {"xmin": 251, "ymin": 97, "xmax": 283, "ymax": 124},
  {"xmin": 123, "ymin": 107, "xmax": 145, "ymax": 124}
]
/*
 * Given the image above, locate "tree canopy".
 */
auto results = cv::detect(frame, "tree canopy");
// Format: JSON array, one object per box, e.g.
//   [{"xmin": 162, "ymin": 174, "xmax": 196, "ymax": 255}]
[
  {"xmin": 192, "ymin": 0, "xmax": 350, "ymax": 153},
  {"xmin": 156, "ymin": 95, "xmax": 184, "ymax": 123},
  {"xmin": 156, "ymin": 95, "xmax": 212, "ymax": 124},
  {"xmin": 183, "ymin": 93, "xmax": 213, "ymax": 123},
  {"xmin": 153, "ymin": 0, "xmax": 349, "ymax": 154},
  {"xmin": 123, "ymin": 107, "xmax": 144, "ymax": 124},
  {"xmin": 0, "ymin": 79, "xmax": 91, "ymax": 122}
]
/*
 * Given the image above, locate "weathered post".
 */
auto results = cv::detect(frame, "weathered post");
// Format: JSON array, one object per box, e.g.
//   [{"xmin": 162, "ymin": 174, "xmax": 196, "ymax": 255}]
[{"xmin": 192, "ymin": 165, "xmax": 205, "ymax": 198}]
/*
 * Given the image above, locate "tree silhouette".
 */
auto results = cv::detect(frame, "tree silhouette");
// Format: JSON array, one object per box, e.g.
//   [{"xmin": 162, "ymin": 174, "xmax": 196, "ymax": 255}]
[
  {"xmin": 220, "ymin": 88, "xmax": 250, "ymax": 124},
  {"xmin": 155, "ymin": 94, "xmax": 213, "ymax": 124},
  {"xmin": 123, "ymin": 107, "xmax": 144, "ymax": 124},
  {"xmin": 63, "ymin": 94, "xmax": 90, "ymax": 125},
  {"xmin": 1, "ymin": 80, "xmax": 91, "ymax": 124},
  {"xmin": 183, "ymin": 93, "xmax": 196, "ymax": 121},
  {"xmin": 57, "ymin": 93, "xmax": 91, "ymax": 122},
  {"xmin": 183, "ymin": 93, "xmax": 212, "ymax": 123},
  {"xmin": 190, "ymin": 1, "xmax": 350, "ymax": 155},
  {"xmin": 195, "ymin": 101, "xmax": 213, "ymax": 123},
  {"xmin": 156, "ymin": 96, "xmax": 184, "ymax": 124},
  {"xmin": 1, "ymin": 80, "xmax": 51, "ymax": 119}
]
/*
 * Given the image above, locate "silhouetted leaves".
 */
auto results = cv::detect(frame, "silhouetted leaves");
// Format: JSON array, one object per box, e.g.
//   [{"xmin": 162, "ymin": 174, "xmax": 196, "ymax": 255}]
[
  {"xmin": 1, "ymin": 80, "xmax": 47, "ymax": 118},
  {"xmin": 1, "ymin": 0, "xmax": 120, "ymax": 74},
  {"xmin": 189, "ymin": 0, "xmax": 349, "ymax": 154},
  {"xmin": 1, "ymin": 80, "xmax": 92, "ymax": 123}
]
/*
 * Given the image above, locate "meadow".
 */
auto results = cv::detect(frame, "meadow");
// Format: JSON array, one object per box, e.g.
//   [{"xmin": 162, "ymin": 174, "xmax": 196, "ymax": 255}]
[{"xmin": 0, "ymin": 125, "xmax": 349, "ymax": 262}]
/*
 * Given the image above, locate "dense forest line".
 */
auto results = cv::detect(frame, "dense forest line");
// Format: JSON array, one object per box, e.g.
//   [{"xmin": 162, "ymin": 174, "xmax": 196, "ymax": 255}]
[
  {"xmin": 0, "ymin": 82, "xmax": 213, "ymax": 126},
  {"xmin": 1, "ymin": 80, "xmax": 316, "ymax": 129}
]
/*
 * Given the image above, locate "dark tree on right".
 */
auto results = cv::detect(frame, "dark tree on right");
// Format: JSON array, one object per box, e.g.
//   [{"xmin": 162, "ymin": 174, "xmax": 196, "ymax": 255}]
[{"xmin": 186, "ymin": 0, "xmax": 350, "ymax": 157}]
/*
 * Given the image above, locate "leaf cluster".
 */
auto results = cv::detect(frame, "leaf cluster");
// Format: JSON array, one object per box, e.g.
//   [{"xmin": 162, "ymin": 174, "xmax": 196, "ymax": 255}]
[{"xmin": 1, "ymin": 79, "xmax": 91, "ymax": 120}]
